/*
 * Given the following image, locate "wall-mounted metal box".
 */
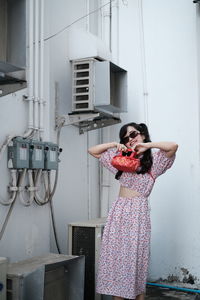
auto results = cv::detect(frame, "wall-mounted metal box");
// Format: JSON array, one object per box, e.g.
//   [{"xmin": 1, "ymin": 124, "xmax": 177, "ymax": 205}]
[
  {"xmin": 7, "ymin": 137, "xmax": 29, "ymax": 169},
  {"xmin": 29, "ymin": 140, "xmax": 44, "ymax": 169},
  {"xmin": 44, "ymin": 142, "xmax": 59, "ymax": 170},
  {"xmin": 72, "ymin": 58, "xmax": 127, "ymax": 114}
]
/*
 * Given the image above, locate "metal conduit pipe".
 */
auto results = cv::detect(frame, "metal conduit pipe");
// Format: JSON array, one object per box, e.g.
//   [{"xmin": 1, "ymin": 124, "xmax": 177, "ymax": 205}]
[
  {"xmin": 18, "ymin": 169, "xmax": 31, "ymax": 206},
  {"xmin": 147, "ymin": 282, "xmax": 200, "ymax": 294},
  {"xmin": 24, "ymin": 0, "xmax": 34, "ymax": 138},
  {"xmin": 138, "ymin": 0, "xmax": 149, "ymax": 125},
  {"xmin": 39, "ymin": 0, "xmax": 44, "ymax": 140},
  {"xmin": 0, "ymin": 170, "xmax": 18, "ymax": 206},
  {"xmin": 34, "ymin": 169, "xmax": 49, "ymax": 205},
  {"xmin": 27, "ymin": 170, "xmax": 35, "ymax": 205},
  {"xmin": 34, "ymin": 0, "xmax": 39, "ymax": 131}
]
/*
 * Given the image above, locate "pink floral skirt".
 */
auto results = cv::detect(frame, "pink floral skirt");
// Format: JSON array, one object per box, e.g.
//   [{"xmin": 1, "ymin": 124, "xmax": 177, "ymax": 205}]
[{"xmin": 96, "ymin": 195, "xmax": 151, "ymax": 299}]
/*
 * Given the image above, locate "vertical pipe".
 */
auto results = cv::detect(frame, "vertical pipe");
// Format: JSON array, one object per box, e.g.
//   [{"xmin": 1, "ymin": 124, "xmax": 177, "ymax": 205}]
[
  {"xmin": 87, "ymin": 131, "xmax": 92, "ymax": 220},
  {"xmin": 28, "ymin": 0, "xmax": 34, "ymax": 129},
  {"xmin": 39, "ymin": 0, "xmax": 44, "ymax": 139},
  {"xmin": 138, "ymin": 0, "xmax": 149, "ymax": 125},
  {"xmin": 86, "ymin": 0, "xmax": 90, "ymax": 32},
  {"xmin": 34, "ymin": 0, "xmax": 39, "ymax": 130},
  {"xmin": 109, "ymin": 0, "xmax": 112, "ymax": 52}
]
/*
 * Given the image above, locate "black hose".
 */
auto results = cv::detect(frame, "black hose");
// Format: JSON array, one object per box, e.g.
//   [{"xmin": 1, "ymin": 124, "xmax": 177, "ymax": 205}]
[{"xmin": 48, "ymin": 123, "xmax": 64, "ymax": 254}]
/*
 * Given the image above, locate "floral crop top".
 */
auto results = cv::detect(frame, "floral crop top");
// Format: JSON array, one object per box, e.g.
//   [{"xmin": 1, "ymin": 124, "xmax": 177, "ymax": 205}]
[{"xmin": 99, "ymin": 148, "xmax": 176, "ymax": 197}]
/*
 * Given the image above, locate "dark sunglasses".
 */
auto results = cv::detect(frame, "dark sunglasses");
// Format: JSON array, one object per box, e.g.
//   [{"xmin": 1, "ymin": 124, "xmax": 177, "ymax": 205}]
[{"xmin": 121, "ymin": 131, "xmax": 140, "ymax": 144}]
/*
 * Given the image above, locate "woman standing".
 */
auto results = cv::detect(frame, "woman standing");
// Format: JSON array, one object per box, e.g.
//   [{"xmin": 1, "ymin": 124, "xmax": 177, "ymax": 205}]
[{"xmin": 88, "ymin": 122, "xmax": 178, "ymax": 300}]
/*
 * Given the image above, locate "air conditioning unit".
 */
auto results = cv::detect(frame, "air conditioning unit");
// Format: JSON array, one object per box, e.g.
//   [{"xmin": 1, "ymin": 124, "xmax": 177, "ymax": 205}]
[
  {"xmin": 71, "ymin": 58, "xmax": 127, "ymax": 114},
  {"xmin": 0, "ymin": 257, "xmax": 7, "ymax": 300},
  {"xmin": 68, "ymin": 217, "xmax": 111, "ymax": 300},
  {"xmin": 7, "ymin": 253, "xmax": 85, "ymax": 300}
]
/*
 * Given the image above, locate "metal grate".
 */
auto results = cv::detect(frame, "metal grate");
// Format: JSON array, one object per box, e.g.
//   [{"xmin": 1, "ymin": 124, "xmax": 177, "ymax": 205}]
[
  {"xmin": 72, "ymin": 60, "xmax": 94, "ymax": 112},
  {"xmin": 72, "ymin": 226, "xmax": 95, "ymax": 300}
]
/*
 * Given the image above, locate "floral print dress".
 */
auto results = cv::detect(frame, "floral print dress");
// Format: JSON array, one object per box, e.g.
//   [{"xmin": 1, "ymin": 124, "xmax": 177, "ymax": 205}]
[{"xmin": 96, "ymin": 149, "xmax": 176, "ymax": 299}]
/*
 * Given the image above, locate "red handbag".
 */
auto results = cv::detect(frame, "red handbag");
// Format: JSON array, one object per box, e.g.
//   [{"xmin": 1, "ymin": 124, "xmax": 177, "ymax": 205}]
[{"xmin": 111, "ymin": 149, "xmax": 141, "ymax": 172}]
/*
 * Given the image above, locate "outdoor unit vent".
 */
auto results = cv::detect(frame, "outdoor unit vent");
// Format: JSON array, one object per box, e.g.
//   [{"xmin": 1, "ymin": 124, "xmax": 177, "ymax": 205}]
[
  {"xmin": 6, "ymin": 253, "xmax": 84, "ymax": 300},
  {"xmin": 68, "ymin": 218, "xmax": 111, "ymax": 300},
  {"xmin": 72, "ymin": 58, "xmax": 127, "ymax": 114}
]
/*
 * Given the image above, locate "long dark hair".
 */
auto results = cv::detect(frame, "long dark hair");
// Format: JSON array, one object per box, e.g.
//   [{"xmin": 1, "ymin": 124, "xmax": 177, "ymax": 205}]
[{"xmin": 115, "ymin": 122, "xmax": 153, "ymax": 180}]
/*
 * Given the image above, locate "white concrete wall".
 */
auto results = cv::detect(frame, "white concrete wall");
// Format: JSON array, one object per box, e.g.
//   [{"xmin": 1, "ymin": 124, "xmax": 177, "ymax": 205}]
[
  {"xmin": 89, "ymin": 0, "xmax": 200, "ymax": 286},
  {"xmin": 108, "ymin": 0, "xmax": 200, "ymax": 285},
  {"xmin": 1, "ymin": 0, "xmax": 200, "ymax": 288},
  {"xmin": 0, "ymin": 90, "xmax": 50, "ymax": 262}
]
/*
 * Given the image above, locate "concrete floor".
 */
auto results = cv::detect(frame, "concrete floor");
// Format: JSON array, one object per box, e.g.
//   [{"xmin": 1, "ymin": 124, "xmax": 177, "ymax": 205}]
[{"xmin": 146, "ymin": 286, "xmax": 200, "ymax": 299}]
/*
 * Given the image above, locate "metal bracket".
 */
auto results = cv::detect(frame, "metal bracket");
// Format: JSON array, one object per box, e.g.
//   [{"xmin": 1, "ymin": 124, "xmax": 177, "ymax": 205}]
[
  {"xmin": 55, "ymin": 112, "xmax": 121, "ymax": 134},
  {"xmin": 78, "ymin": 115, "xmax": 121, "ymax": 134},
  {"xmin": 55, "ymin": 112, "xmax": 100, "ymax": 129}
]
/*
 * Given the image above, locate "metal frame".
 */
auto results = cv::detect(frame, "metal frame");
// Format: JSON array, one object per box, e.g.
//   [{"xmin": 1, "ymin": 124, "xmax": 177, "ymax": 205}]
[{"xmin": 7, "ymin": 253, "xmax": 85, "ymax": 300}]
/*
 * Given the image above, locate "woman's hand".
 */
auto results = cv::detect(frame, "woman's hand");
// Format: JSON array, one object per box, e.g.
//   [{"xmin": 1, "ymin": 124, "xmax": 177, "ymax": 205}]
[
  {"xmin": 132, "ymin": 143, "xmax": 149, "ymax": 155},
  {"xmin": 116, "ymin": 143, "xmax": 128, "ymax": 152}
]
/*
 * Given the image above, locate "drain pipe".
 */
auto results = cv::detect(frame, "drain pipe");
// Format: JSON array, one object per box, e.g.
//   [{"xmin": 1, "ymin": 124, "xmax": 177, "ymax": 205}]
[
  {"xmin": 147, "ymin": 282, "xmax": 200, "ymax": 294},
  {"xmin": 34, "ymin": 0, "xmax": 39, "ymax": 132},
  {"xmin": 138, "ymin": 0, "xmax": 149, "ymax": 125},
  {"xmin": 24, "ymin": 0, "xmax": 34, "ymax": 138},
  {"xmin": 39, "ymin": 0, "xmax": 44, "ymax": 140}
]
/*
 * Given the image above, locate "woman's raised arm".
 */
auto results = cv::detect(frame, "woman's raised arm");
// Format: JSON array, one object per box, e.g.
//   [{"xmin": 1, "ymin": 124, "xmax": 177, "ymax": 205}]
[
  {"xmin": 88, "ymin": 142, "xmax": 130, "ymax": 158},
  {"xmin": 134, "ymin": 141, "xmax": 178, "ymax": 158}
]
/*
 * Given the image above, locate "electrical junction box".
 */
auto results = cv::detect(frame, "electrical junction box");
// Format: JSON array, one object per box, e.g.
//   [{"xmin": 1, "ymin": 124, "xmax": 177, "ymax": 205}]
[
  {"xmin": 44, "ymin": 143, "xmax": 59, "ymax": 170},
  {"xmin": 7, "ymin": 137, "xmax": 29, "ymax": 169},
  {"xmin": 29, "ymin": 140, "xmax": 44, "ymax": 169},
  {"xmin": 0, "ymin": 257, "xmax": 8, "ymax": 300}
]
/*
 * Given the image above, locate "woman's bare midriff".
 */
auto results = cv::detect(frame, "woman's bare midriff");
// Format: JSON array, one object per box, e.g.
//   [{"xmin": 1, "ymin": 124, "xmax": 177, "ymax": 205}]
[{"xmin": 119, "ymin": 186, "xmax": 141, "ymax": 198}]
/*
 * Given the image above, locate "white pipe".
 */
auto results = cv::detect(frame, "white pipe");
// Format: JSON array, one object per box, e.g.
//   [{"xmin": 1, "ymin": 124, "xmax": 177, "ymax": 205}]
[
  {"xmin": 87, "ymin": 132, "xmax": 92, "ymax": 219},
  {"xmin": 111, "ymin": 0, "xmax": 119, "ymax": 63},
  {"xmin": 42, "ymin": 171, "xmax": 50, "ymax": 198},
  {"xmin": 86, "ymin": 0, "xmax": 90, "ymax": 32},
  {"xmin": 39, "ymin": 0, "xmax": 44, "ymax": 139},
  {"xmin": 34, "ymin": 0, "xmax": 39, "ymax": 130},
  {"xmin": 28, "ymin": 0, "xmax": 34, "ymax": 129},
  {"xmin": 18, "ymin": 169, "xmax": 30, "ymax": 206},
  {"xmin": 138, "ymin": 0, "xmax": 149, "ymax": 125},
  {"xmin": 100, "ymin": 127, "xmax": 111, "ymax": 217},
  {"xmin": 34, "ymin": 169, "xmax": 49, "ymax": 204},
  {"xmin": 24, "ymin": 0, "xmax": 34, "ymax": 137},
  {"xmin": 27, "ymin": 170, "xmax": 35, "ymax": 205},
  {"xmin": 0, "ymin": 170, "xmax": 18, "ymax": 206}
]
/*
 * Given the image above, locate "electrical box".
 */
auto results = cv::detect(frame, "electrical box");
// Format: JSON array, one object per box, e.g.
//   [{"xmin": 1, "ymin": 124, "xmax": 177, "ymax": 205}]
[
  {"xmin": 8, "ymin": 137, "xmax": 29, "ymax": 169},
  {"xmin": 7, "ymin": 253, "xmax": 85, "ymax": 300},
  {"xmin": 72, "ymin": 58, "xmax": 127, "ymax": 114},
  {"xmin": 44, "ymin": 143, "xmax": 59, "ymax": 170},
  {"xmin": 68, "ymin": 218, "xmax": 111, "ymax": 300},
  {"xmin": 0, "ymin": 257, "xmax": 7, "ymax": 300},
  {"xmin": 29, "ymin": 140, "xmax": 44, "ymax": 169}
]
